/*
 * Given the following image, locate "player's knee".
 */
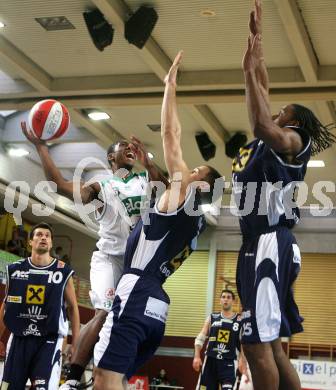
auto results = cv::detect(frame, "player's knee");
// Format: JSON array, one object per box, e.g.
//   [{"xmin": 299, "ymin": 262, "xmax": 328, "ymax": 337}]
[
  {"xmin": 243, "ymin": 344, "xmax": 269, "ymax": 370},
  {"xmin": 270, "ymin": 338, "xmax": 286, "ymax": 362}
]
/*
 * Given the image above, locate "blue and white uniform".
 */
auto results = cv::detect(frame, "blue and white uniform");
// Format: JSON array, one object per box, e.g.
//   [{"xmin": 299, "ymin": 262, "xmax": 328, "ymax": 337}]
[
  {"xmin": 197, "ymin": 313, "xmax": 242, "ymax": 390},
  {"xmin": 232, "ymin": 126, "xmax": 311, "ymax": 343},
  {"xmin": 91, "ymin": 171, "xmax": 149, "ymax": 310},
  {"xmin": 94, "ymin": 189, "xmax": 205, "ymax": 378},
  {"xmin": 1, "ymin": 258, "xmax": 73, "ymax": 389}
]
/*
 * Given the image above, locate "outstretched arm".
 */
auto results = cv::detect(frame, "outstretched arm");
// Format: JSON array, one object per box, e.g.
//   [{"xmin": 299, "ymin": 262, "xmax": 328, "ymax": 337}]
[
  {"xmin": 249, "ymin": 0, "xmax": 269, "ymax": 98},
  {"xmin": 161, "ymin": 51, "xmax": 189, "ymax": 181},
  {"xmin": 158, "ymin": 51, "xmax": 191, "ymax": 212},
  {"xmin": 242, "ymin": 19, "xmax": 302, "ymax": 155},
  {"xmin": 21, "ymin": 122, "xmax": 100, "ymax": 203}
]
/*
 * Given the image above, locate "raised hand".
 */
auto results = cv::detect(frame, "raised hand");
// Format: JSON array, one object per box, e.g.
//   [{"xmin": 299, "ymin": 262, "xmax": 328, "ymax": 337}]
[
  {"xmin": 130, "ymin": 135, "xmax": 151, "ymax": 167},
  {"xmin": 249, "ymin": 0, "xmax": 262, "ymax": 36},
  {"xmin": 21, "ymin": 121, "xmax": 46, "ymax": 148},
  {"xmin": 164, "ymin": 50, "xmax": 183, "ymax": 87},
  {"xmin": 242, "ymin": 34, "xmax": 263, "ymax": 72}
]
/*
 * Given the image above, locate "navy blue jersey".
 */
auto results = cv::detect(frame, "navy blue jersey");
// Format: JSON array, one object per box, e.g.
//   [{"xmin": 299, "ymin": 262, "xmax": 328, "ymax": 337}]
[
  {"xmin": 232, "ymin": 127, "xmax": 311, "ymax": 238},
  {"xmin": 206, "ymin": 313, "xmax": 241, "ymax": 360},
  {"xmin": 123, "ymin": 189, "xmax": 206, "ymax": 284},
  {"xmin": 4, "ymin": 258, "xmax": 74, "ymax": 337}
]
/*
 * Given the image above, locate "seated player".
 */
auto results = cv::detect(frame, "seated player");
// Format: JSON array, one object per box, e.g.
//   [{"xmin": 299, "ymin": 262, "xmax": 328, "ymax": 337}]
[{"xmin": 93, "ymin": 51, "xmax": 222, "ymax": 390}]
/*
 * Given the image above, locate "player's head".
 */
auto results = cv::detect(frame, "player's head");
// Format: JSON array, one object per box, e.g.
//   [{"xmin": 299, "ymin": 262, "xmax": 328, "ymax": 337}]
[
  {"xmin": 106, "ymin": 140, "xmax": 136, "ymax": 172},
  {"xmin": 190, "ymin": 165, "xmax": 223, "ymax": 205},
  {"xmin": 29, "ymin": 222, "xmax": 53, "ymax": 255},
  {"xmin": 272, "ymin": 104, "xmax": 336, "ymax": 155},
  {"xmin": 220, "ymin": 289, "xmax": 235, "ymax": 311}
]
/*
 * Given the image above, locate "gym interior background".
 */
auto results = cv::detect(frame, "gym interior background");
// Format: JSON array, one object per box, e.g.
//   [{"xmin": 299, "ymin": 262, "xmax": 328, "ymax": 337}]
[{"xmin": 0, "ymin": 1, "xmax": 336, "ymax": 389}]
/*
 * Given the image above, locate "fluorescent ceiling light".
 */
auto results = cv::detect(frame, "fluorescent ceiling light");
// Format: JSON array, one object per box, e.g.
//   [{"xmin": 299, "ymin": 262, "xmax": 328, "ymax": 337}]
[
  {"xmin": 35, "ymin": 16, "xmax": 75, "ymax": 31},
  {"xmin": 88, "ymin": 111, "xmax": 110, "ymax": 120},
  {"xmin": 8, "ymin": 148, "xmax": 29, "ymax": 157},
  {"xmin": 307, "ymin": 160, "xmax": 325, "ymax": 168},
  {"xmin": 147, "ymin": 152, "xmax": 154, "ymax": 159},
  {"xmin": 0, "ymin": 22, "xmax": 5, "ymax": 28}
]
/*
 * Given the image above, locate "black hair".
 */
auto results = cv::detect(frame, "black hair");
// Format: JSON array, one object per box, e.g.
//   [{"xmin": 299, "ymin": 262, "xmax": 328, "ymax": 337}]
[
  {"xmin": 106, "ymin": 140, "xmax": 130, "ymax": 168},
  {"xmin": 221, "ymin": 289, "xmax": 235, "ymax": 300},
  {"xmin": 29, "ymin": 223, "xmax": 54, "ymax": 240},
  {"xmin": 292, "ymin": 104, "xmax": 336, "ymax": 155},
  {"xmin": 106, "ymin": 143, "xmax": 118, "ymax": 156},
  {"xmin": 199, "ymin": 166, "xmax": 223, "ymax": 205}
]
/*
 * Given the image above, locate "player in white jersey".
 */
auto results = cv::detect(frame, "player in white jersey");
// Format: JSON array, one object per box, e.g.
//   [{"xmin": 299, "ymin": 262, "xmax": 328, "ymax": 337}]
[{"xmin": 22, "ymin": 125, "xmax": 166, "ymax": 389}]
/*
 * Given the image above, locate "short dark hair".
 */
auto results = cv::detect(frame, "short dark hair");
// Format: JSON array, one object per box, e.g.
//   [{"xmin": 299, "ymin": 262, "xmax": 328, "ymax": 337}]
[
  {"xmin": 106, "ymin": 139, "xmax": 130, "ymax": 156},
  {"xmin": 221, "ymin": 289, "xmax": 235, "ymax": 300},
  {"xmin": 292, "ymin": 104, "xmax": 336, "ymax": 155},
  {"xmin": 29, "ymin": 223, "xmax": 54, "ymax": 240},
  {"xmin": 106, "ymin": 142, "xmax": 118, "ymax": 156},
  {"xmin": 199, "ymin": 166, "xmax": 223, "ymax": 204}
]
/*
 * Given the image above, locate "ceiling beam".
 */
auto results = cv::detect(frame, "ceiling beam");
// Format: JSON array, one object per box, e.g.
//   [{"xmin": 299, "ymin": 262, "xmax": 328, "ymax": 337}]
[
  {"xmin": 187, "ymin": 106, "xmax": 229, "ymax": 143},
  {"xmin": 0, "ymin": 36, "xmax": 120, "ymax": 147},
  {"xmin": 4, "ymin": 65, "xmax": 336, "ymax": 100},
  {"xmin": 314, "ymin": 101, "xmax": 336, "ymax": 125},
  {"xmin": 0, "ymin": 35, "xmax": 52, "ymax": 92},
  {"xmin": 50, "ymin": 66, "xmax": 307, "ymax": 94},
  {"xmin": 92, "ymin": 0, "xmax": 229, "ymax": 143},
  {"xmin": 274, "ymin": 0, "xmax": 336, "ymax": 128},
  {"xmin": 92, "ymin": 0, "xmax": 171, "ymax": 79},
  {"xmin": 68, "ymin": 109, "xmax": 122, "ymax": 148},
  {"xmin": 274, "ymin": 0, "xmax": 318, "ymax": 82},
  {"xmin": 1, "ymin": 87, "xmax": 336, "ymax": 111}
]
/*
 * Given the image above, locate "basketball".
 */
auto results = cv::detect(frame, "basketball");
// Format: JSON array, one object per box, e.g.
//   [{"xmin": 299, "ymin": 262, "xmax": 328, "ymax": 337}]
[{"xmin": 28, "ymin": 99, "xmax": 70, "ymax": 141}]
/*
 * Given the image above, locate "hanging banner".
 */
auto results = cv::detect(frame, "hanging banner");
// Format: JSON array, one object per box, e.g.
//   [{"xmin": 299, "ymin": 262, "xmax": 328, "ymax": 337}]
[{"xmin": 291, "ymin": 359, "xmax": 336, "ymax": 390}]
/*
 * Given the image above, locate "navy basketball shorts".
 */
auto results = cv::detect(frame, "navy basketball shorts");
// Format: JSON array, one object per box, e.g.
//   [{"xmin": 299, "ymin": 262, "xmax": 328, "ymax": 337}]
[
  {"xmin": 236, "ymin": 227, "xmax": 304, "ymax": 344},
  {"xmin": 94, "ymin": 273, "xmax": 170, "ymax": 379},
  {"xmin": 1, "ymin": 334, "xmax": 63, "ymax": 389},
  {"xmin": 196, "ymin": 356, "xmax": 235, "ymax": 390}
]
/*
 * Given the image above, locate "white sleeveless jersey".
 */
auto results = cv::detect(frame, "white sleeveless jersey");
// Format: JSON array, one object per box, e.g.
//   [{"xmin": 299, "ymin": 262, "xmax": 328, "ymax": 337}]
[{"xmin": 95, "ymin": 171, "xmax": 149, "ymax": 256}]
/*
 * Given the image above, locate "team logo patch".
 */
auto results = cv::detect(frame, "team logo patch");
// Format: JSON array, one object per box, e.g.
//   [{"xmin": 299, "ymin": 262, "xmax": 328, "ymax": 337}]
[
  {"xmin": 7, "ymin": 295, "xmax": 22, "ymax": 303},
  {"xmin": 217, "ymin": 329, "xmax": 230, "ymax": 343},
  {"xmin": 232, "ymin": 147, "xmax": 253, "ymax": 172},
  {"xmin": 26, "ymin": 285, "xmax": 45, "ymax": 304},
  {"xmin": 57, "ymin": 260, "xmax": 65, "ymax": 268},
  {"xmin": 105, "ymin": 288, "xmax": 115, "ymax": 299},
  {"xmin": 23, "ymin": 323, "xmax": 41, "ymax": 336}
]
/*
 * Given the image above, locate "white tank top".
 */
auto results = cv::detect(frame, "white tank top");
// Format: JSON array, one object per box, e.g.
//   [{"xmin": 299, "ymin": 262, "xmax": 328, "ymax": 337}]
[{"xmin": 95, "ymin": 171, "xmax": 149, "ymax": 255}]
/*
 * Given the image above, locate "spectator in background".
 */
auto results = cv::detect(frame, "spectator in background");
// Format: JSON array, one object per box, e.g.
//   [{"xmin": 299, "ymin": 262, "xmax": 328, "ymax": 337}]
[
  {"xmin": 7, "ymin": 228, "xmax": 26, "ymax": 257},
  {"xmin": 151, "ymin": 369, "xmax": 171, "ymax": 389},
  {"xmin": 62, "ymin": 254, "xmax": 71, "ymax": 266},
  {"xmin": 53, "ymin": 246, "xmax": 64, "ymax": 260}
]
